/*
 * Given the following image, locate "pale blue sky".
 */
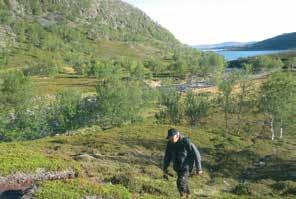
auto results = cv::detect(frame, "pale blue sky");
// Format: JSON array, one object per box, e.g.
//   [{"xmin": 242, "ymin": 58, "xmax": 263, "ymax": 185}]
[{"xmin": 123, "ymin": 0, "xmax": 296, "ymax": 45}]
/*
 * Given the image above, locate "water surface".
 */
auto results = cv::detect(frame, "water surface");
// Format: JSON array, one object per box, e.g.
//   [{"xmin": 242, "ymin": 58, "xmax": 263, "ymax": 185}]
[{"xmin": 211, "ymin": 50, "xmax": 287, "ymax": 61}]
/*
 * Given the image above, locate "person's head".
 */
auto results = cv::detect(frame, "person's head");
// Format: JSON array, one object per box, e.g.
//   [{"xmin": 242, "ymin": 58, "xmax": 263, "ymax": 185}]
[{"xmin": 166, "ymin": 128, "xmax": 180, "ymax": 143}]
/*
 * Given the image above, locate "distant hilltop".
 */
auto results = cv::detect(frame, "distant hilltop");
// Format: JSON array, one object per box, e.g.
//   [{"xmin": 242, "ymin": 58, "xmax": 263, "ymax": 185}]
[
  {"xmin": 194, "ymin": 32, "xmax": 296, "ymax": 51},
  {"xmin": 238, "ymin": 32, "xmax": 296, "ymax": 51},
  {"xmin": 193, "ymin": 41, "xmax": 255, "ymax": 50}
]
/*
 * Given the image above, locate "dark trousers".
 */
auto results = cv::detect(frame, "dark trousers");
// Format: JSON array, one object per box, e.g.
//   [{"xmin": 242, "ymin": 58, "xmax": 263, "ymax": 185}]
[{"xmin": 176, "ymin": 169, "xmax": 190, "ymax": 195}]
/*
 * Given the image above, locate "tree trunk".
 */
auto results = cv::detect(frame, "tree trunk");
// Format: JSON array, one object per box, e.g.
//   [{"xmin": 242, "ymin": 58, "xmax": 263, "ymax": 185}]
[
  {"xmin": 225, "ymin": 111, "xmax": 228, "ymax": 131},
  {"xmin": 280, "ymin": 120, "xmax": 283, "ymax": 139},
  {"xmin": 225, "ymin": 97, "xmax": 229, "ymax": 132},
  {"xmin": 236, "ymin": 95, "xmax": 243, "ymax": 135},
  {"xmin": 280, "ymin": 127, "xmax": 283, "ymax": 139},
  {"xmin": 237, "ymin": 113, "xmax": 241, "ymax": 135},
  {"xmin": 270, "ymin": 116, "xmax": 275, "ymax": 141},
  {"xmin": 236, "ymin": 82, "xmax": 247, "ymax": 135},
  {"xmin": 236, "ymin": 95, "xmax": 242, "ymax": 135}
]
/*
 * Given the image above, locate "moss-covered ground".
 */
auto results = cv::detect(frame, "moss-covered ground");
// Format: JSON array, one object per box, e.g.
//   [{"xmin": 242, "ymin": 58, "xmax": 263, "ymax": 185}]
[{"xmin": 0, "ymin": 122, "xmax": 295, "ymax": 198}]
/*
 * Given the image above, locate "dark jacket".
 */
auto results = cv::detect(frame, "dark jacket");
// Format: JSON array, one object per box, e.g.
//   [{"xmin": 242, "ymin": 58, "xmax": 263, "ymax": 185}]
[{"xmin": 163, "ymin": 135, "xmax": 202, "ymax": 172}]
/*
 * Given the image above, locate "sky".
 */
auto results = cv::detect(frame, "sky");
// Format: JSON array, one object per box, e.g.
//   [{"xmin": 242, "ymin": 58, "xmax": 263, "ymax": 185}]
[{"xmin": 123, "ymin": 0, "xmax": 296, "ymax": 45}]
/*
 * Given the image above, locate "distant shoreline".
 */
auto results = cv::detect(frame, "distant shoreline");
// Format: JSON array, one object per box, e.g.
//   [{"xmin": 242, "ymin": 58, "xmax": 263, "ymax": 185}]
[{"xmin": 203, "ymin": 49, "xmax": 295, "ymax": 61}]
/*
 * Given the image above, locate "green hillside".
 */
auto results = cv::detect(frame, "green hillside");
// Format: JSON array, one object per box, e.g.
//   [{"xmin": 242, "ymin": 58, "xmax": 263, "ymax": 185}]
[
  {"xmin": 0, "ymin": 0, "xmax": 178, "ymax": 42},
  {"xmin": 0, "ymin": 123, "xmax": 295, "ymax": 198},
  {"xmin": 0, "ymin": 0, "xmax": 227, "ymax": 101},
  {"xmin": 0, "ymin": 0, "xmax": 173, "ymax": 71},
  {"xmin": 240, "ymin": 32, "xmax": 296, "ymax": 51}
]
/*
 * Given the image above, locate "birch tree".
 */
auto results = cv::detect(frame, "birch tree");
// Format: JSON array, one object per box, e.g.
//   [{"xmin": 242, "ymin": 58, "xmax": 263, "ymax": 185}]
[
  {"xmin": 258, "ymin": 72, "xmax": 296, "ymax": 140},
  {"xmin": 234, "ymin": 64, "xmax": 255, "ymax": 134},
  {"xmin": 217, "ymin": 72, "xmax": 238, "ymax": 132}
]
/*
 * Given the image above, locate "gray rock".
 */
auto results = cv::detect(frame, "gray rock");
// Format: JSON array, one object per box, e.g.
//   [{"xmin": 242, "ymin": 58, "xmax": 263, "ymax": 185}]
[{"xmin": 74, "ymin": 153, "xmax": 96, "ymax": 162}]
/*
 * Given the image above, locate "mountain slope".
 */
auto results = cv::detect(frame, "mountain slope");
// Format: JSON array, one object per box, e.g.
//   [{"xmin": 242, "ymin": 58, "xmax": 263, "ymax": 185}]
[
  {"xmin": 0, "ymin": 0, "xmax": 226, "ymax": 80},
  {"xmin": 0, "ymin": 0, "xmax": 178, "ymax": 45},
  {"xmin": 0, "ymin": 0, "xmax": 187, "ymax": 73},
  {"xmin": 241, "ymin": 32, "xmax": 296, "ymax": 50}
]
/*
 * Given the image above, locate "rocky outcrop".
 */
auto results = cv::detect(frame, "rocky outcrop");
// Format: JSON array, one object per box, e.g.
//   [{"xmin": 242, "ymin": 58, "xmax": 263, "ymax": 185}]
[
  {"xmin": 0, "ymin": 0, "xmax": 178, "ymax": 44},
  {"xmin": 0, "ymin": 25, "xmax": 16, "ymax": 51},
  {"xmin": 0, "ymin": 168, "xmax": 76, "ymax": 193}
]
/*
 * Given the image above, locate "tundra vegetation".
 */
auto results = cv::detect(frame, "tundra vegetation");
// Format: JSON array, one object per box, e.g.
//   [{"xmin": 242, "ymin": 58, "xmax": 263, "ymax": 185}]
[{"xmin": 0, "ymin": 0, "xmax": 295, "ymax": 198}]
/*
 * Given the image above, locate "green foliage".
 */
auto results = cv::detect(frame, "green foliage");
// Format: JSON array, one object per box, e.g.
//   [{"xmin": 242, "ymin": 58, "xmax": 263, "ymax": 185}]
[
  {"xmin": 35, "ymin": 179, "xmax": 131, "ymax": 199},
  {"xmin": 259, "ymin": 72, "xmax": 296, "ymax": 115},
  {"xmin": 283, "ymin": 56, "xmax": 296, "ymax": 70},
  {"xmin": 0, "ymin": 8, "xmax": 11, "ymax": 23},
  {"xmin": 233, "ymin": 65, "xmax": 256, "ymax": 134},
  {"xmin": 157, "ymin": 88, "xmax": 182, "ymax": 124},
  {"xmin": 0, "ymin": 70, "xmax": 32, "ymax": 110},
  {"xmin": 96, "ymin": 79, "xmax": 145, "ymax": 128},
  {"xmin": 272, "ymin": 181, "xmax": 296, "ymax": 195},
  {"xmin": 0, "ymin": 74, "xmax": 155, "ymax": 141},
  {"xmin": 252, "ymin": 56, "xmax": 284, "ymax": 71},
  {"xmin": 258, "ymin": 72, "xmax": 296, "ymax": 138},
  {"xmin": 199, "ymin": 52, "xmax": 226, "ymax": 78},
  {"xmin": 0, "ymin": 83, "xmax": 98, "ymax": 141},
  {"xmin": 129, "ymin": 61, "xmax": 149, "ymax": 80},
  {"xmin": 23, "ymin": 59, "xmax": 62, "ymax": 77},
  {"xmin": 0, "ymin": 0, "xmax": 229, "ymax": 82},
  {"xmin": 165, "ymin": 49, "xmax": 226, "ymax": 78},
  {"xmin": 185, "ymin": 92, "xmax": 210, "ymax": 126},
  {"xmin": 231, "ymin": 55, "xmax": 284, "ymax": 72},
  {"xmin": 0, "ymin": 122, "xmax": 295, "ymax": 198},
  {"xmin": 171, "ymin": 58, "xmax": 188, "ymax": 78},
  {"xmin": 48, "ymin": 89, "xmax": 82, "ymax": 133},
  {"xmin": 86, "ymin": 59, "xmax": 125, "ymax": 80},
  {"xmin": 84, "ymin": 57, "xmax": 149, "ymax": 80},
  {"xmin": 0, "ymin": 52, "xmax": 8, "ymax": 69},
  {"xmin": 144, "ymin": 56, "xmax": 164, "ymax": 73},
  {"xmin": 217, "ymin": 72, "xmax": 239, "ymax": 130},
  {"xmin": 29, "ymin": 0, "xmax": 41, "ymax": 15},
  {"xmin": 232, "ymin": 182, "xmax": 273, "ymax": 198},
  {"xmin": 26, "ymin": 22, "xmax": 48, "ymax": 47},
  {"xmin": 0, "ymin": 71, "xmax": 50, "ymax": 140},
  {"xmin": 0, "ymin": 0, "xmax": 179, "ymax": 49},
  {"xmin": 0, "ymin": 142, "xmax": 73, "ymax": 176}
]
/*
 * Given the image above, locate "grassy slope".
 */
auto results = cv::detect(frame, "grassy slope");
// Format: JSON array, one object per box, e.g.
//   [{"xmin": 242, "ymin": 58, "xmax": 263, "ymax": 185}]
[
  {"xmin": 1, "ymin": 40, "xmax": 159, "ymax": 70},
  {"xmin": 31, "ymin": 75, "xmax": 98, "ymax": 95},
  {"xmin": 0, "ymin": 123, "xmax": 295, "ymax": 198},
  {"xmin": 0, "ymin": 39, "xmax": 168, "ymax": 96},
  {"xmin": 0, "ymin": 0, "xmax": 179, "ymax": 74}
]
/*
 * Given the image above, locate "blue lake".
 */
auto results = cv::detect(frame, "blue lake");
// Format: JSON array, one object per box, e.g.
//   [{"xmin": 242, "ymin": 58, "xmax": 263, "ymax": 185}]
[{"xmin": 211, "ymin": 50, "xmax": 287, "ymax": 61}]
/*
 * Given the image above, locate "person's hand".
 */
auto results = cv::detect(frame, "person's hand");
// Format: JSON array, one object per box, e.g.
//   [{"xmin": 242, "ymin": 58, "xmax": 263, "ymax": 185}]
[
  {"xmin": 196, "ymin": 170, "xmax": 203, "ymax": 176},
  {"xmin": 189, "ymin": 170, "xmax": 203, "ymax": 177},
  {"xmin": 163, "ymin": 173, "xmax": 169, "ymax": 180},
  {"xmin": 163, "ymin": 169, "xmax": 172, "ymax": 180}
]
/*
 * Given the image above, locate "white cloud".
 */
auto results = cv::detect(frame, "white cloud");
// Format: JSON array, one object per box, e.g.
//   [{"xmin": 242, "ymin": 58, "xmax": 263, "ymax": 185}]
[{"xmin": 123, "ymin": 0, "xmax": 296, "ymax": 45}]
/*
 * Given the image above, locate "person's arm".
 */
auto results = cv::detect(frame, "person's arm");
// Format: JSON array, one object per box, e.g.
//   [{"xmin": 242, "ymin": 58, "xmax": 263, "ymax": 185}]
[
  {"xmin": 184, "ymin": 138, "xmax": 202, "ymax": 172},
  {"xmin": 190, "ymin": 142, "xmax": 202, "ymax": 172}
]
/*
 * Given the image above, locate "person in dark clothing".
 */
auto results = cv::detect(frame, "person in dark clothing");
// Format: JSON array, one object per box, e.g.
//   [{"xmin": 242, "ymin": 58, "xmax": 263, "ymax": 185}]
[{"xmin": 163, "ymin": 128, "xmax": 202, "ymax": 198}]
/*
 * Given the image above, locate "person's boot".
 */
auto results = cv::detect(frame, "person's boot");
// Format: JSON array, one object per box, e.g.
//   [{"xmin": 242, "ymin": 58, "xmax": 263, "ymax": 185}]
[{"xmin": 180, "ymin": 192, "xmax": 186, "ymax": 198}]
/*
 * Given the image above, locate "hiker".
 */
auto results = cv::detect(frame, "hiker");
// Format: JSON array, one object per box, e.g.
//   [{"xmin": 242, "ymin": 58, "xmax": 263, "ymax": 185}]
[{"xmin": 163, "ymin": 128, "xmax": 202, "ymax": 198}]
